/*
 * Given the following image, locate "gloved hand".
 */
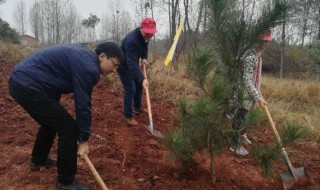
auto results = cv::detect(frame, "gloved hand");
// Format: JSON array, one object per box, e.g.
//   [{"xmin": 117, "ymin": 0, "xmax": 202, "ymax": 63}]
[{"xmin": 77, "ymin": 141, "xmax": 89, "ymax": 158}]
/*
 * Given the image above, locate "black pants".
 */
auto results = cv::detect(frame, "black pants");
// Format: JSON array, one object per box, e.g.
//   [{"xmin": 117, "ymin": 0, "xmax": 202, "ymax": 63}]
[
  {"xmin": 231, "ymin": 107, "xmax": 248, "ymax": 145},
  {"xmin": 9, "ymin": 79, "xmax": 78, "ymax": 184}
]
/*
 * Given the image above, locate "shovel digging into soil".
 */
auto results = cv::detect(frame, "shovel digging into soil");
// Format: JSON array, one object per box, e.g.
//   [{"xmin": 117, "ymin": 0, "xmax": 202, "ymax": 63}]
[
  {"xmin": 142, "ymin": 64, "xmax": 164, "ymax": 138},
  {"xmin": 263, "ymin": 105, "xmax": 308, "ymax": 190}
]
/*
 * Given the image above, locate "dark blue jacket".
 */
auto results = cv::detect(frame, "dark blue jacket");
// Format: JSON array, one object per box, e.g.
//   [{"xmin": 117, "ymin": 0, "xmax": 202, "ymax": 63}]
[
  {"xmin": 117, "ymin": 27, "xmax": 148, "ymax": 83},
  {"xmin": 9, "ymin": 44, "xmax": 100, "ymax": 141}
]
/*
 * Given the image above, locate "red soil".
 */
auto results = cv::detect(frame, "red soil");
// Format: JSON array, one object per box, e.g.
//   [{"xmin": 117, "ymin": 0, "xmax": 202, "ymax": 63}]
[{"xmin": 0, "ymin": 64, "xmax": 319, "ymax": 190}]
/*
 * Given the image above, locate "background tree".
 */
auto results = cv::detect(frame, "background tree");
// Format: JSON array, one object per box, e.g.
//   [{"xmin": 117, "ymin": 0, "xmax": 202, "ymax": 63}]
[
  {"xmin": 0, "ymin": 18, "xmax": 20, "ymax": 43},
  {"xmin": 13, "ymin": 0, "xmax": 27, "ymax": 35},
  {"xmin": 99, "ymin": 14, "xmax": 111, "ymax": 40},
  {"xmin": 169, "ymin": 0, "xmax": 181, "ymax": 42},
  {"xmin": 279, "ymin": 2, "xmax": 286, "ymax": 79},
  {"xmin": 118, "ymin": 11, "xmax": 133, "ymax": 41},
  {"xmin": 308, "ymin": 41, "xmax": 320, "ymax": 81},
  {"xmin": 60, "ymin": 1, "xmax": 81, "ymax": 43},
  {"xmin": 81, "ymin": 14, "xmax": 100, "ymax": 42},
  {"xmin": 29, "ymin": 1, "xmax": 42, "ymax": 40},
  {"xmin": 135, "ymin": 0, "xmax": 150, "ymax": 21},
  {"xmin": 312, "ymin": 0, "xmax": 320, "ymax": 40},
  {"xmin": 28, "ymin": 0, "xmax": 80, "ymax": 44}
]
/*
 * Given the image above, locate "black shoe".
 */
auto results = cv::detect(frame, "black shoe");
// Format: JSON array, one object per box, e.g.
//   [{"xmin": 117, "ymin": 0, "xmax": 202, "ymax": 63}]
[
  {"xmin": 56, "ymin": 179, "xmax": 92, "ymax": 190},
  {"xmin": 30, "ymin": 158, "xmax": 57, "ymax": 171}
]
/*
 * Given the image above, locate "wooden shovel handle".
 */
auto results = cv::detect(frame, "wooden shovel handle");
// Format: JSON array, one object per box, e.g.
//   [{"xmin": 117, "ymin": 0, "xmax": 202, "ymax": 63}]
[
  {"xmin": 263, "ymin": 105, "xmax": 298, "ymax": 180},
  {"xmin": 83, "ymin": 155, "xmax": 109, "ymax": 190},
  {"xmin": 263, "ymin": 105, "xmax": 282, "ymax": 144},
  {"xmin": 143, "ymin": 64, "xmax": 153, "ymax": 120}
]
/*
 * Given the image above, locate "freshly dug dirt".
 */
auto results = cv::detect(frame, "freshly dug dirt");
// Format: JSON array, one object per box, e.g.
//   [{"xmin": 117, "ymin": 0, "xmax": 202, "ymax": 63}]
[{"xmin": 0, "ymin": 64, "xmax": 319, "ymax": 190}]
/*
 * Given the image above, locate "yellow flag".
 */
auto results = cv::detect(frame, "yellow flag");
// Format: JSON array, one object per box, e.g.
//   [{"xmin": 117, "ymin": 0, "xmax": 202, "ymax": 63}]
[{"xmin": 164, "ymin": 19, "xmax": 185, "ymax": 66}]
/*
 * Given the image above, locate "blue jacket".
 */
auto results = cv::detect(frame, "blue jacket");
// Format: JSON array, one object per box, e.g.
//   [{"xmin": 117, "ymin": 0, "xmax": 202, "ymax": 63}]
[
  {"xmin": 9, "ymin": 44, "xmax": 100, "ymax": 141},
  {"xmin": 117, "ymin": 27, "xmax": 148, "ymax": 83}
]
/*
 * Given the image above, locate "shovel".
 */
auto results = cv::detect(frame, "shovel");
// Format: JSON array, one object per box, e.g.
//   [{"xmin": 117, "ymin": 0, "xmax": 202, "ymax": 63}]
[
  {"xmin": 142, "ymin": 64, "xmax": 164, "ymax": 138},
  {"xmin": 263, "ymin": 105, "xmax": 308, "ymax": 190},
  {"xmin": 83, "ymin": 155, "xmax": 109, "ymax": 190}
]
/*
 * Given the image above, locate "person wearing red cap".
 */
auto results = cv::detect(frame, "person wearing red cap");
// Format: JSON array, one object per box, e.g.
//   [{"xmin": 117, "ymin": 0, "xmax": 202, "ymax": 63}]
[
  {"xmin": 229, "ymin": 29, "xmax": 271, "ymax": 156},
  {"xmin": 117, "ymin": 18, "xmax": 157, "ymax": 126}
]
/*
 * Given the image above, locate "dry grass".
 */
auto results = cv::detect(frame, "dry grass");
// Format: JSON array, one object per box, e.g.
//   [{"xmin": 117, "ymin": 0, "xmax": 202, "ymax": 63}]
[
  {"xmin": 106, "ymin": 56, "xmax": 201, "ymax": 105},
  {"xmin": 147, "ymin": 62, "xmax": 201, "ymax": 103},
  {"xmin": 261, "ymin": 76, "xmax": 320, "ymax": 140},
  {"xmin": 0, "ymin": 43, "xmax": 36, "ymax": 64}
]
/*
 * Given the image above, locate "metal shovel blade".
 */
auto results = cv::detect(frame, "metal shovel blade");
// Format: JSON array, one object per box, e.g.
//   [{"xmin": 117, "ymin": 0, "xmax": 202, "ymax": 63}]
[
  {"xmin": 281, "ymin": 167, "xmax": 308, "ymax": 190},
  {"xmin": 144, "ymin": 125, "xmax": 164, "ymax": 139}
]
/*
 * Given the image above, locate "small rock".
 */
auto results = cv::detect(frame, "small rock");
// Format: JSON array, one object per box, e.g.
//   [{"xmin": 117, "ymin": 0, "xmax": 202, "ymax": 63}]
[
  {"xmin": 152, "ymin": 175, "xmax": 160, "ymax": 181},
  {"xmin": 137, "ymin": 178, "xmax": 145, "ymax": 182}
]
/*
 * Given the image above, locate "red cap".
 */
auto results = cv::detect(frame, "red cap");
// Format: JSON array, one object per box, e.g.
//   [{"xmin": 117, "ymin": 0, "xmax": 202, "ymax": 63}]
[
  {"xmin": 140, "ymin": 18, "xmax": 157, "ymax": 34},
  {"xmin": 261, "ymin": 29, "xmax": 272, "ymax": 42}
]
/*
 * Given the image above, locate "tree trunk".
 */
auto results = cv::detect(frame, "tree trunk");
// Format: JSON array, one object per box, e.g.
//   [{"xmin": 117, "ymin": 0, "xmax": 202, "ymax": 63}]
[
  {"xmin": 318, "ymin": 8, "xmax": 320, "ymax": 40},
  {"xmin": 203, "ymin": 1, "xmax": 207, "ymax": 32},
  {"xmin": 170, "ymin": 0, "xmax": 180, "ymax": 42},
  {"xmin": 300, "ymin": 1, "xmax": 312, "ymax": 48},
  {"xmin": 169, "ymin": 0, "xmax": 172, "ymax": 39},
  {"xmin": 316, "ymin": 64, "xmax": 320, "ymax": 82},
  {"xmin": 183, "ymin": 0, "xmax": 191, "ymax": 31},
  {"xmin": 280, "ymin": 17, "xmax": 286, "ymax": 78},
  {"xmin": 210, "ymin": 152, "xmax": 216, "ymax": 186},
  {"xmin": 195, "ymin": 0, "xmax": 204, "ymax": 34}
]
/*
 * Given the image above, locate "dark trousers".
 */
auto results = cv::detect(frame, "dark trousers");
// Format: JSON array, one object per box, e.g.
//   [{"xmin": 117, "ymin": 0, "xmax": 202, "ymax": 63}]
[
  {"xmin": 9, "ymin": 79, "xmax": 77, "ymax": 185},
  {"xmin": 231, "ymin": 107, "xmax": 248, "ymax": 145},
  {"xmin": 118, "ymin": 71, "xmax": 143, "ymax": 118}
]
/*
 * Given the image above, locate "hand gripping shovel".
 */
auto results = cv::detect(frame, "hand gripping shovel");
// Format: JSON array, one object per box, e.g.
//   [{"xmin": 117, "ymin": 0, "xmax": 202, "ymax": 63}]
[
  {"xmin": 83, "ymin": 155, "xmax": 109, "ymax": 190},
  {"xmin": 263, "ymin": 105, "xmax": 308, "ymax": 190},
  {"xmin": 142, "ymin": 64, "xmax": 164, "ymax": 138}
]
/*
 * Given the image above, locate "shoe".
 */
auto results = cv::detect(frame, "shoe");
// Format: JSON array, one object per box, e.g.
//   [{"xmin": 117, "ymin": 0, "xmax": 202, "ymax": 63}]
[
  {"xmin": 229, "ymin": 145, "xmax": 249, "ymax": 156},
  {"xmin": 226, "ymin": 113, "xmax": 234, "ymax": 119},
  {"xmin": 30, "ymin": 158, "xmax": 57, "ymax": 171},
  {"xmin": 56, "ymin": 179, "xmax": 92, "ymax": 190},
  {"xmin": 240, "ymin": 133, "xmax": 252, "ymax": 145},
  {"xmin": 133, "ymin": 107, "xmax": 148, "ymax": 114},
  {"xmin": 125, "ymin": 117, "xmax": 138, "ymax": 126}
]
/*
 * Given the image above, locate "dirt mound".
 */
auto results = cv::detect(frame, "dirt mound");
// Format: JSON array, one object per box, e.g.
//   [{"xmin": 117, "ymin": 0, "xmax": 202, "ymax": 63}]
[{"xmin": 0, "ymin": 64, "xmax": 319, "ymax": 189}]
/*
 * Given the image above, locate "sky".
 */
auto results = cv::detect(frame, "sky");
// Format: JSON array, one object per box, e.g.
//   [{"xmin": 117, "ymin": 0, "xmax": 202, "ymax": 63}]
[{"xmin": 0, "ymin": 0, "xmax": 137, "ymax": 36}]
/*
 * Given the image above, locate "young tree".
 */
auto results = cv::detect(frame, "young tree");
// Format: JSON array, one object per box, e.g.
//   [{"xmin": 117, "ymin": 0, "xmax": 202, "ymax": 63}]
[{"xmin": 163, "ymin": 0, "xmax": 290, "ymax": 184}]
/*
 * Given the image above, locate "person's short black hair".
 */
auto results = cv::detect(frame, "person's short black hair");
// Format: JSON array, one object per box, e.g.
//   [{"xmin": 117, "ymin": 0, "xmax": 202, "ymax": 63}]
[{"xmin": 95, "ymin": 42, "xmax": 123, "ymax": 62}]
